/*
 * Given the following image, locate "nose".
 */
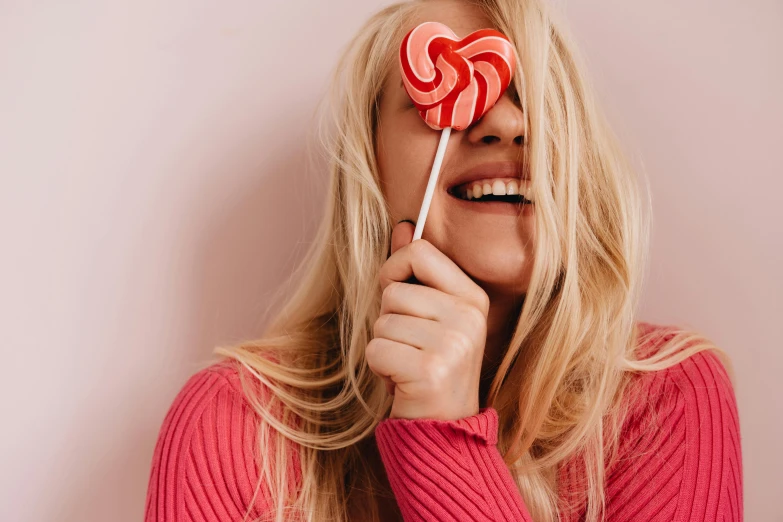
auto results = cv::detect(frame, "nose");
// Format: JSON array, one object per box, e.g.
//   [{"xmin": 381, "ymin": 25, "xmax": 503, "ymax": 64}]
[{"xmin": 465, "ymin": 88, "xmax": 525, "ymax": 147}]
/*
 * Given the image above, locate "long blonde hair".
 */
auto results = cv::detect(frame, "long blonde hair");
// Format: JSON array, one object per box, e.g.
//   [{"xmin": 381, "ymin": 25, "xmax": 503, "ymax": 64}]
[{"xmin": 213, "ymin": 0, "xmax": 733, "ymax": 520}]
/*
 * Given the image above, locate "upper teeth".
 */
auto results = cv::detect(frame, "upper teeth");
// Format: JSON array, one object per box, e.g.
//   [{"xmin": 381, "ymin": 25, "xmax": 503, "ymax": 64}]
[{"xmin": 457, "ymin": 178, "xmax": 533, "ymax": 201}]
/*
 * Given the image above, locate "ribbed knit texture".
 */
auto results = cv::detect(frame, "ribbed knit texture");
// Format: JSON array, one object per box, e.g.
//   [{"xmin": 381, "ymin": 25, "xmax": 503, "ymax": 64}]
[
  {"xmin": 144, "ymin": 363, "xmax": 302, "ymax": 521},
  {"xmin": 145, "ymin": 322, "xmax": 743, "ymax": 521}
]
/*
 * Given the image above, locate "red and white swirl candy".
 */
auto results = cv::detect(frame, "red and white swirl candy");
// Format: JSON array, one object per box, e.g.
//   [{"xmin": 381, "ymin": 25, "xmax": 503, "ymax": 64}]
[{"xmin": 399, "ymin": 21, "xmax": 517, "ymax": 131}]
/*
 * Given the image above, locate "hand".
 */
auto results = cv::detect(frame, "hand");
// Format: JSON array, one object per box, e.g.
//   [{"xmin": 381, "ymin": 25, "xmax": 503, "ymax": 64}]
[{"xmin": 366, "ymin": 220, "xmax": 491, "ymax": 421}]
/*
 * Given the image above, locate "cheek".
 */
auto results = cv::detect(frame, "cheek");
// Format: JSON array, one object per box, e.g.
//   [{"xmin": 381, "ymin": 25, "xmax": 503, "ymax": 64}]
[
  {"xmin": 375, "ymin": 104, "xmax": 438, "ymax": 216},
  {"xmin": 384, "ymin": 139, "xmax": 429, "ymax": 209},
  {"xmin": 381, "ymin": 127, "xmax": 433, "ymax": 183}
]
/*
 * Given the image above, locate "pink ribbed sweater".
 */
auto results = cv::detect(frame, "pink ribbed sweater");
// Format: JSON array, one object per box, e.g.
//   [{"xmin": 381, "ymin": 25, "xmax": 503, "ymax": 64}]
[{"xmin": 145, "ymin": 322, "xmax": 743, "ymax": 521}]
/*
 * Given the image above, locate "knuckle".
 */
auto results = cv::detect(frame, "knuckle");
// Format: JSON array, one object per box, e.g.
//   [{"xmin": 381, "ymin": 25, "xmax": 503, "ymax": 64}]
[
  {"xmin": 443, "ymin": 329, "xmax": 474, "ymax": 356},
  {"xmin": 475, "ymin": 290, "xmax": 490, "ymax": 316},
  {"xmin": 420, "ymin": 356, "xmax": 448, "ymax": 388},
  {"xmin": 382, "ymin": 281, "xmax": 400, "ymax": 303},
  {"xmin": 365, "ymin": 338, "xmax": 377, "ymax": 362},
  {"xmin": 410, "ymin": 239, "xmax": 431, "ymax": 260},
  {"xmin": 365, "ymin": 339, "xmax": 382, "ymax": 374},
  {"xmin": 373, "ymin": 314, "xmax": 389, "ymax": 338},
  {"xmin": 462, "ymin": 304, "xmax": 487, "ymax": 334}
]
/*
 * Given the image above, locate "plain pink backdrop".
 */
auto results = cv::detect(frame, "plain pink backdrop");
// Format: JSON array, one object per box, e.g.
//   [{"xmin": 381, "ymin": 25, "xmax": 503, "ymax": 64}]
[{"xmin": 0, "ymin": 0, "xmax": 780, "ymax": 520}]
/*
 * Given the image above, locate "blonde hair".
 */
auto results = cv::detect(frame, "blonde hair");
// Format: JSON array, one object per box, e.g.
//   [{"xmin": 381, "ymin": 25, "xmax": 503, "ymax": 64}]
[{"xmin": 213, "ymin": 0, "xmax": 734, "ymax": 520}]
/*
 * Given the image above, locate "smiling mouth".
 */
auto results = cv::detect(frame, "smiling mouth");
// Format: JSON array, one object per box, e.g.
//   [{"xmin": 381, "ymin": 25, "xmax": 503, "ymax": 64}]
[{"xmin": 447, "ymin": 186, "xmax": 534, "ymax": 205}]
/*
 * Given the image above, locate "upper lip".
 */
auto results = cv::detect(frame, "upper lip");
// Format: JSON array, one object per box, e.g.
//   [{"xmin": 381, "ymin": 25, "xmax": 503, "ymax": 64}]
[{"xmin": 444, "ymin": 160, "xmax": 528, "ymax": 192}]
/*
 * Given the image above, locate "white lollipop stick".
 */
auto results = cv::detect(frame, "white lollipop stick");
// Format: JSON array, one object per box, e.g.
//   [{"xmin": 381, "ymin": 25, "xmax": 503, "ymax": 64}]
[{"xmin": 413, "ymin": 126, "xmax": 452, "ymax": 241}]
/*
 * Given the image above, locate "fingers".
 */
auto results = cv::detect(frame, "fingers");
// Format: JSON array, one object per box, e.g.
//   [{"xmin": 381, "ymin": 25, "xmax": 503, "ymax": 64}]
[
  {"xmin": 380, "ymin": 280, "xmax": 463, "ymax": 324},
  {"xmin": 366, "ymin": 336, "xmax": 425, "ymax": 386},
  {"xmin": 390, "ymin": 221, "xmax": 419, "ymax": 285},
  {"xmin": 373, "ymin": 313, "xmax": 447, "ymax": 352},
  {"xmin": 383, "ymin": 375, "xmax": 396, "ymax": 396},
  {"xmin": 390, "ymin": 220, "xmax": 415, "ymax": 256},
  {"xmin": 380, "ymin": 237, "xmax": 488, "ymax": 315}
]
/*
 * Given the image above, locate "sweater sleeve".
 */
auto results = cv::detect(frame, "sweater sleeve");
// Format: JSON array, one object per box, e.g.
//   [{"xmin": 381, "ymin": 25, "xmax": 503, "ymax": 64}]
[
  {"xmin": 144, "ymin": 363, "xmax": 300, "ymax": 522},
  {"xmin": 598, "ymin": 349, "xmax": 744, "ymax": 521},
  {"xmin": 374, "ymin": 406, "xmax": 534, "ymax": 522},
  {"xmin": 374, "ymin": 349, "xmax": 743, "ymax": 522}
]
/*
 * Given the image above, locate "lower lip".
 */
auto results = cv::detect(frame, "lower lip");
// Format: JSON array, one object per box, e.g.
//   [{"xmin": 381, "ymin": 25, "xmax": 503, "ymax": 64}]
[{"xmin": 447, "ymin": 191, "xmax": 535, "ymax": 217}]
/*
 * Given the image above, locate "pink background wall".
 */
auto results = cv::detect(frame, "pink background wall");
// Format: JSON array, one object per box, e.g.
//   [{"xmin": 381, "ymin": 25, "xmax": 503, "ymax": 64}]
[{"xmin": 1, "ymin": 1, "xmax": 780, "ymax": 520}]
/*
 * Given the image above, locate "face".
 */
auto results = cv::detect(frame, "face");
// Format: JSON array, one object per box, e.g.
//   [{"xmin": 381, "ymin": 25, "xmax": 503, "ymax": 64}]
[{"xmin": 375, "ymin": 0, "xmax": 534, "ymax": 300}]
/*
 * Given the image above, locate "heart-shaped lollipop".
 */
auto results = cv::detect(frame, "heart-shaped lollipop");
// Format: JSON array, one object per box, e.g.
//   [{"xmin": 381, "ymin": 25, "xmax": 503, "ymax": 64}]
[
  {"xmin": 398, "ymin": 22, "xmax": 518, "ymax": 241},
  {"xmin": 399, "ymin": 21, "xmax": 516, "ymax": 131}
]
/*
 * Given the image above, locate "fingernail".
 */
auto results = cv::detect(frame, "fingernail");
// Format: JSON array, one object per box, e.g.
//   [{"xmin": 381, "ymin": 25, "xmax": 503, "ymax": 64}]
[{"xmin": 398, "ymin": 219, "xmax": 415, "ymax": 225}]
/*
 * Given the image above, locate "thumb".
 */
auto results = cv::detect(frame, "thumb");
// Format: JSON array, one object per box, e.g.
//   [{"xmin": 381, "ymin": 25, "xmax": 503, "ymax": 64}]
[{"xmin": 390, "ymin": 219, "xmax": 416, "ymax": 256}]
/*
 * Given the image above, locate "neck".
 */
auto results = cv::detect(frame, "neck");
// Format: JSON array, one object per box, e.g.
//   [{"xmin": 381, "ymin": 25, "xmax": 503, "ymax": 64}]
[{"xmin": 478, "ymin": 291, "xmax": 524, "ymax": 408}]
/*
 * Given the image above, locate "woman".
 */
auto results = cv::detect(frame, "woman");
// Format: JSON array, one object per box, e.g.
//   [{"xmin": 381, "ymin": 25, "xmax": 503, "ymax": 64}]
[{"xmin": 144, "ymin": 0, "xmax": 743, "ymax": 520}]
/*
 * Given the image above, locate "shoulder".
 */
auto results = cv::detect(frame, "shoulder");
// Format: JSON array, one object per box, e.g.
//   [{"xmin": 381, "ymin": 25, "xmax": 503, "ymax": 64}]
[
  {"xmin": 631, "ymin": 320, "xmax": 738, "ymax": 408},
  {"xmin": 144, "ymin": 359, "xmax": 300, "ymax": 522},
  {"xmin": 170, "ymin": 359, "xmax": 271, "ymax": 417},
  {"xmin": 608, "ymin": 321, "xmax": 743, "ymax": 520},
  {"xmin": 149, "ymin": 361, "xmax": 267, "ymax": 464},
  {"xmin": 162, "ymin": 360, "xmax": 257, "ymax": 416},
  {"xmin": 636, "ymin": 322, "xmax": 741, "ymax": 469}
]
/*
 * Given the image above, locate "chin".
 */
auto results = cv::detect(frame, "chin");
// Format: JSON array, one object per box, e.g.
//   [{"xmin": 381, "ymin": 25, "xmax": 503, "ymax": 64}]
[
  {"xmin": 427, "ymin": 224, "xmax": 534, "ymax": 295},
  {"xmin": 455, "ymin": 252, "xmax": 532, "ymax": 298}
]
